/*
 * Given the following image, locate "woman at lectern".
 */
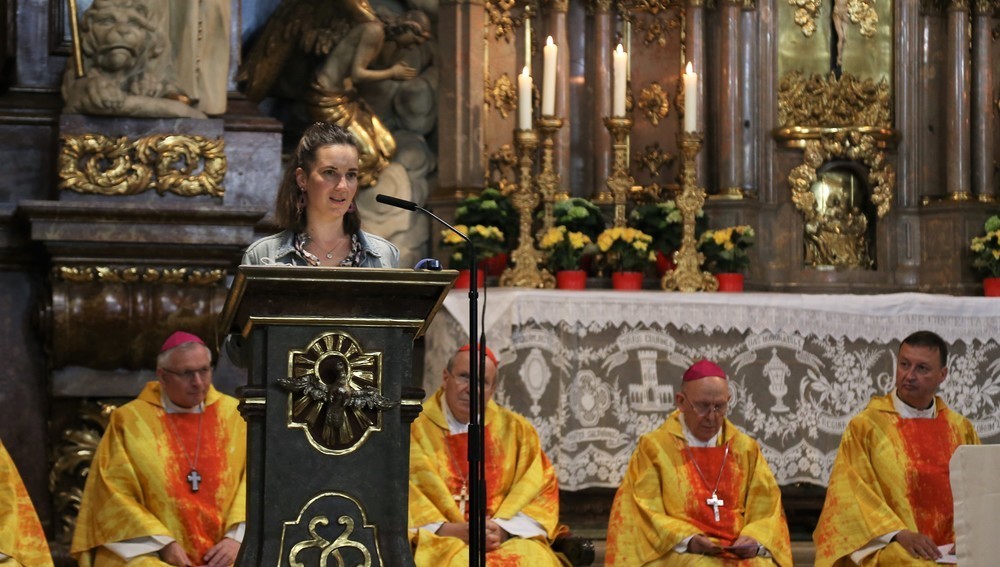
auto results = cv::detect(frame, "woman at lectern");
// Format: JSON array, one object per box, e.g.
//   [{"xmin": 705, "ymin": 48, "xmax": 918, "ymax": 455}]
[{"xmin": 242, "ymin": 122, "xmax": 400, "ymax": 268}]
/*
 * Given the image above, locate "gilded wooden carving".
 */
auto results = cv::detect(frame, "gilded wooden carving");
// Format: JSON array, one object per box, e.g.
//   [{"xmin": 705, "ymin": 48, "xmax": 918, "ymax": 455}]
[
  {"xmin": 637, "ymin": 82, "xmax": 671, "ymax": 126},
  {"xmin": 616, "ymin": 0, "xmax": 684, "ymax": 47},
  {"xmin": 59, "ymin": 134, "xmax": 227, "ymax": 197},
  {"xmin": 634, "ymin": 142, "xmax": 675, "ymax": 177},
  {"xmin": 485, "ymin": 73, "xmax": 518, "ymax": 119},
  {"xmin": 486, "ymin": 0, "xmax": 521, "ymax": 42},
  {"xmin": 778, "ymin": 71, "xmax": 891, "ymax": 128},
  {"xmin": 53, "ymin": 266, "xmax": 225, "ymax": 285},
  {"xmin": 281, "ymin": 493, "xmax": 381, "ymax": 567}
]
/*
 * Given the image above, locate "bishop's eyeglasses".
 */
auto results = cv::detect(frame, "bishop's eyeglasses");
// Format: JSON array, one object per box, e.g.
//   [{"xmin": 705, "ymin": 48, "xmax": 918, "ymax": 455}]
[
  {"xmin": 682, "ymin": 397, "xmax": 729, "ymax": 417},
  {"xmin": 161, "ymin": 366, "xmax": 212, "ymax": 381}
]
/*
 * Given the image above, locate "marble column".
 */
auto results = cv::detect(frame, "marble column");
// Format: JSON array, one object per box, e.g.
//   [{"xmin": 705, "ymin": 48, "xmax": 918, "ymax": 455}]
[
  {"xmin": 740, "ymin": 6, "xmax": 758, "ymax": 196},
  {"xmin": 544, "ymin": 0, "xmax": 571, "ymax": 195},
  {"xmin": 438, "ymin": 0, "xmax": 487, "ymax": 194},
  {"xmin": 591, "ymin": 0, "xmax": 613, "ymax": 202},
  {"xmin": 971, "ymin": 0, "xmax": 995, "ymax": 200},
  {"xmin": 944, "ymin": 0, "xmax": 971, "ymax": 199},
  {"xmin": 686, "ymin": 0, "xmax": 707, "ymax": 186},
  {"xmin": 717, "ymin": 0, "xmax": 743, "ymax": 198}
]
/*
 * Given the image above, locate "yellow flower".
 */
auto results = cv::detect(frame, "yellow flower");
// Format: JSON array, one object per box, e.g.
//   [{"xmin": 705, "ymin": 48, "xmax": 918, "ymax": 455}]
[
  {"xmin": 713, "ymin": 231, "xmax": 728, "ymax": 246},
  {"xmin": 568, "ymin": 232, "xmax": 590, "ymax": 250},
  {"xmin": 442, "ymin": 225, "xmax": 469, "ymax": 245}
]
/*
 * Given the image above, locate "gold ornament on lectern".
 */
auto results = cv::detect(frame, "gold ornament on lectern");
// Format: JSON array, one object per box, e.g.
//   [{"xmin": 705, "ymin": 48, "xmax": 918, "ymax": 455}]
[
  {"xmin": 500, "ymin": 129, "xmax": 556, "ymax": 289},
  {"xmin": 662, "ymin": 131, "xmax": 717, "ymax": 292},
  {"xmin": 604, "ymin": 117, "xmax": 634, "ymax": 228}
]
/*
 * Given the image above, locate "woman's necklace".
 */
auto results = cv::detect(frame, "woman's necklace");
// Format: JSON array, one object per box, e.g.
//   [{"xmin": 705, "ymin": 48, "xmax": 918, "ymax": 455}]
[
  {"xmin": 684, "ymin": 440, "xmax": 731, "ymax": 522},
  {"xmin": 163, "ymin": 411, "xmax": 204, "ymax": 492}
]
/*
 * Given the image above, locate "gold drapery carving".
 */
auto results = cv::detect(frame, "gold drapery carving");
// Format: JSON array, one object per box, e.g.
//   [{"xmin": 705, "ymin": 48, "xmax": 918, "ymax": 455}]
[
  {"xmin": 59, "ymin": 134, "xmax": 226, "ymax": 197},
  {"xmin": 485, "ymin": 73, "xmax": 518, "ymax": 119},
  {"xmin": 778, "ymin": 71, "xmax": 891, "ymax": 128}
]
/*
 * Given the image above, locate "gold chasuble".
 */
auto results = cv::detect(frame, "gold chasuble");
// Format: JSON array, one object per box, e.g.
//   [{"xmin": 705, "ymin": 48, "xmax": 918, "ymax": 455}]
[
  {"xmin": 408, "ymin": 389, "xmax": 565, "ymax": 566},
  {"xmin": 605, "ymin": 412, "xmax": 792, "ymax": 566},
  {"xmin": 0, "ymin": 440, "xmax": 54, "ymax": 567},
  {"xmin": 72, "ymin": 383, "xmax": 247, "ymax": 566},
  {"xmin": 813, "ymin": 394, "xmax": 980, "ymax": 567}
]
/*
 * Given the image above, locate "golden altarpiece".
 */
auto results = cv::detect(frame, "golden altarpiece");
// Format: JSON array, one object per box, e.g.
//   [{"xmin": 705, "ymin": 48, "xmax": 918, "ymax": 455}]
[{"xmin": 0, "ymin": 0, "xmax": 998, "ymax": 563}]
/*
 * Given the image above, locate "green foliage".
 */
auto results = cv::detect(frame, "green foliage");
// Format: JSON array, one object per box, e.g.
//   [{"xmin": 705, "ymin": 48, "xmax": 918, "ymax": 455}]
[
  {"xmin": 550, "ymin": 198, "xmax": 606, "ymax": 240},
  {"xmin": 596, "ymin": 227, "xmax": 657, "ymax": 273},
  {"xmin": 697, "ymin": 225, "xmax": 756, "ymax": 274},
  {"xmin": 454, "ymin": 188, "xmax": 518, "ymax": 248},
  {"xmin": 970, "ymin": 215, "xmax": 1000, "ymax": 278},
  {"xmin": 628, "ymin": 201, "xmax": 706, "ymax": 253},
  {"xmin": 440, "ymin": 225, "xmax": 506, "ymax": 268}
]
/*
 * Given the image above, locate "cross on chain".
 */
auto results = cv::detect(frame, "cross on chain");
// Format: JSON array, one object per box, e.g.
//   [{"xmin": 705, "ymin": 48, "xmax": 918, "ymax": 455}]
[
  {"xmin": 453, "ymin": 483, "xmax": 469, "ymax": 517},
  {"xmin": 706, "ymin": 491, "xmax": 724, "ymax": 522},
  {"xmin": 187, "ymin": 469, "xmax": 202, "ymax": 492}
]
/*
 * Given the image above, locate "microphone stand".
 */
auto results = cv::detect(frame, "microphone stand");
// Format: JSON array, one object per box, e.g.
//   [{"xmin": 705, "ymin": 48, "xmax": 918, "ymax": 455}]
[{"xmin": 374, "ymin": 194, "xmax": 487, "ymax": 567}]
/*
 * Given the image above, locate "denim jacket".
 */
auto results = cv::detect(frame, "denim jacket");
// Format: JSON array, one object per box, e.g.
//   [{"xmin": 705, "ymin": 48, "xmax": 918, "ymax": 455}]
[{"xmin": 241, "ymin": 229, "xmax": 399, "ymax": 268}]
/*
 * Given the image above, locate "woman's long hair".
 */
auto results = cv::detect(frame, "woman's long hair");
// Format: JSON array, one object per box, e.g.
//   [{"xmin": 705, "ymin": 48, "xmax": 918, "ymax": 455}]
[{"xmin": 274, "ymin": 122, "xmax": 362, "ymax": 235}]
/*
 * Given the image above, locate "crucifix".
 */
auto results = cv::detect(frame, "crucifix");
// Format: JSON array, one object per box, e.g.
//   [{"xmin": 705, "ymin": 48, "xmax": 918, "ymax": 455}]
[
  {"xmin": 187, "ymin": 469, "xmax": 202, "ymax": 492},
  {"xmin": 706, "ymin": 491, "xmax": 724, "ymax": 522},
  {"xmin": 452, "ymin": 483, "xmax": 469, "ymax": 517}
]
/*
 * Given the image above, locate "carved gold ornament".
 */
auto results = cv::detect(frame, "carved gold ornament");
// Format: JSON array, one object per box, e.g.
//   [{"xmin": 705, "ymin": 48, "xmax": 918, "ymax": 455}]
[
  {"xmin": 662, "ymin": 131, "xmax": 717, "ymax": 292},
  {"xmin": 778, "ymin": 71, "xmax": 891, "ymax": 128},
  {"xmin": 634, "ymin": 142, "xmax": 675, "ymax": 177},
  {"xmin": 788, "ymin": 131, "xmax": 895, "ymax": 266},
  {"xmin": 616, "ymin": 0, "xmax": 683, "ymax": 48},
  {"xmin": 500, "ymin": 129, "xmax": 556, "ymax": 288},
  {"xmin": 486, "ymin": 73, "xmax": 518, "ymax": 120},
  {"xmin": 282, "ymin": 493, "xmax": 381, "ymax": 567},
  {"xmin": 787, "ymin": 0, "xmax": 821, "ymax": 36},
  {"xmin": 487, "ymin": 144, "xmax": 519, "ymax": 196},
  {"xmin": 282, "ymin": 332, "xmax": 392, "ymax": 454},
  {"xmin": 50, "ymin": 402, "xmax": 115, "ymax": 545},
  {"xmin": 59, "ymin": 134, "xmax": 226, "ymax": 197},
  {"xmin": 53, "ymin": 266, "xmax": 225, "ymax": 285},
  {"xmin": 788, "ymin": 0, "xmax": 878, "ymax": 37},
  {"xmin": 486, "ymin": 0, "xmax": 521, "ymax": 42},
  {"xmin": 637, "ymin": 82, "xmax": 671, "ymax": 126}
]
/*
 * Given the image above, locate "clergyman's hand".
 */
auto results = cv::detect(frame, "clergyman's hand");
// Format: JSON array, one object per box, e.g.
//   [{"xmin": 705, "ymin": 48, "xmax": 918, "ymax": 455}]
[
  {"xmin": 437, "ymin": 522, "xmax": 470, "ymax": 544},
  {"xmin": 484, "ymin": 517, "xmax": 510, "ymax": 551},
  {"xmin": 688, "ymin": 534, "xmax": 722, "ymax": 555},
  {"xmin": 892, "ymin": 530, "xmax": 942, "ymax": 561},
  {"xmin": 203, "ymin": 537, "xmax": 240, "ymax": 567},
  {"xmin": 159, "ymin": 541, "xmax": 193, "ymax": 566},
  {"xmin": 729, "ymin": 535, "xmax": 761, "ymax": 558}
]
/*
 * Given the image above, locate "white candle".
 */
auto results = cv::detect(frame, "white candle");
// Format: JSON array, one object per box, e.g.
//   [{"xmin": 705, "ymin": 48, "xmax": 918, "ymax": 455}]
[
  {"xmin": 542, "ymin": 36, "xmax": 557, "ymax": 116},
  {"xmin": 518, "ymin": 66, "xmax": 533, "ymax": 130},
  {"xmin": 683, "ymin": 61, "xmax": 698, "ymax": 132},
  {"xmin": 612, "ymin": 44, "xmax": 628, "ymax": 117}
]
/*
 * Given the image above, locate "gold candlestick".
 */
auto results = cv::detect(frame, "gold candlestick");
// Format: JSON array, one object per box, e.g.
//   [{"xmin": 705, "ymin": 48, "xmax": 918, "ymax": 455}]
[
  {"xmin": 604, "ymin": 117, "xmax": 634, "ymax": 227},
  {"xmin": 500, "ymin": 129, "xmax": 556, "ymax": 288},
  {"xmin": 662, "ymin": 131, "xmax": 717, "ymax": 292},
  {"xmin": 536, "ymin": 116, "xmax": 564, "ymax": 232}
]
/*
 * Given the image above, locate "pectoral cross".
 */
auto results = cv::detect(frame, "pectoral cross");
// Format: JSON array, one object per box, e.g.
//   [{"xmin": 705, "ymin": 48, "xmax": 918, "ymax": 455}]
[
  {"xmin": 187, "ymin": 469, "xmax": 202, "ymax": 492},
  {"xmin": 452, "ymin": 483, "xmax": 469, "ymax": 517},
  {"xmin": 706, "ymin": 491, "xmax": 724, "ymax": 522}
]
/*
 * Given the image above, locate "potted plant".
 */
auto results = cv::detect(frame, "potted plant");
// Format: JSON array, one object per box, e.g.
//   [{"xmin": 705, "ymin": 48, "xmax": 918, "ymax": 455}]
[
  {"xmin": 969, "ymin": 215, "xmax": 1000, "ymax": 296},
  {"xmin": 539, "ymin": 225, "xmax": 593, "ymax": 289},
  {"xmin": 550, "ymin": 197, "xmax": 606, "ymax": 241},
  {"xmin": 697, "ymin": 225, "xmax": 756, "ymax": 292},
  {"xmin": 455, "ymin": 188, "xmax": 518, "ymax": 275},
  {"xmin": 628, "ymin": 200, "xmax": 707, "ymax": 275},
  {"xmin": 595, "ymin": 227, "xmax": 656, "ymax": 290},
  {"xmin": 441, "ymin": 224, "xmax": 506, "ymax": 288}
]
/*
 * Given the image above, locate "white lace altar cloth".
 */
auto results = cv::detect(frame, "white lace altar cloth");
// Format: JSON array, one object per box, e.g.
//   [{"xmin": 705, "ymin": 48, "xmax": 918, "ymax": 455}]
[{"xmin": 422, "ymin": 289, "xmax": 1000, "ymax": 490}]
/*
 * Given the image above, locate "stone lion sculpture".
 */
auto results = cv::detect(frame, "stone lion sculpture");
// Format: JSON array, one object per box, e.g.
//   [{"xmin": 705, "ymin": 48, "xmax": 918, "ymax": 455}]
[{"xmin": 62, "ymin": 0, "xmax": 207, "ymax": 118}]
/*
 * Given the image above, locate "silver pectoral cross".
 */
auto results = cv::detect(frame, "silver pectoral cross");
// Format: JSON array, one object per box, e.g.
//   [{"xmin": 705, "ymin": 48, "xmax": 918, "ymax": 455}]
[
  {"xmin": 453, "ymin": 483, "xmax": 469, "ymax": 517},
  {"xmin": 187, "ymin": 469, "xmax": 202, "ymax": 492},
  {"xmin": 706, "ymin": 491, "xmax": 724, "ymax": 522}
]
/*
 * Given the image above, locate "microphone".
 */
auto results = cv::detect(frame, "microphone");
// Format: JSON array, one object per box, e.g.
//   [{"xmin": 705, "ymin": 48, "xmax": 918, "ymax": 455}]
[
  {"xmin": 375, "ymin": 194, "xmax": 417, "ymax": 211},
  {"xmin": 374, "ymin": 192, "xmax": 488, "ymax": 565}
]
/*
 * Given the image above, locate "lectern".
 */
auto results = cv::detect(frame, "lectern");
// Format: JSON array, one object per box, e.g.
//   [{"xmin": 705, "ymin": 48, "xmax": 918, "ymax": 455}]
[{"xmin": 219, "ymin": 266, "xmax": 456, "ymax": 567}]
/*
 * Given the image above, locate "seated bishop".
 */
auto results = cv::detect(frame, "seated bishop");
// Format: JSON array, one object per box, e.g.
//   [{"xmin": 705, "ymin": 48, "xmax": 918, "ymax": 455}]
[
  {"xmin": 605, "ymin": 359, "xmax": 792, "ymax": 566},
  {"xmin": 408, "ymin": 344, "xmax": 565, "ymax": 566},
  {"xmin": 1, "ymin": 438, "xmax": 54, "ymax": 566},
  {"xmin": 813, "ymin": 330, "xmax": 981, "ymax": 566},
  {"xmin": 72, "ymin": 332, "xmax": 247, "ymax": 567}
]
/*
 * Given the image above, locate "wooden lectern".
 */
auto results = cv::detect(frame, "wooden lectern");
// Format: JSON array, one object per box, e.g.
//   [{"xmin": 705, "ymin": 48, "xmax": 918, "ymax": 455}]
[{"xmin": 219, "ymin": 266, "xmax": 456, "ymax": 567}]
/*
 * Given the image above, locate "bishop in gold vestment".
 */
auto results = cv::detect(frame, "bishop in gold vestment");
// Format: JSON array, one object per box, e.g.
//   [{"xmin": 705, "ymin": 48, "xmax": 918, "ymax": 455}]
[
  {"xmin": 408, "ymin": 345, "xmax": 564, "ymax": 566},
  {"xmin": 0, "ymin": 439, "xmax": 54, "ymax": 566},
  {"xmin": 605, "ymin": 360, "xmax": 792, "ymax": 566},
  {"xmin": 814, "ymin": 331, "xmax": 980, "ymax": 566},
  {"xmin": 72, "ymin": 332, "xmax": 246, "ymax": 567}
]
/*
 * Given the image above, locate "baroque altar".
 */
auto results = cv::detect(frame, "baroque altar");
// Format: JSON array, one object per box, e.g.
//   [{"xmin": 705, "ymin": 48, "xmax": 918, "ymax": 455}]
[{"xmin": 423, "ymin": 289, "xmax": 1000, "ymax": 490}]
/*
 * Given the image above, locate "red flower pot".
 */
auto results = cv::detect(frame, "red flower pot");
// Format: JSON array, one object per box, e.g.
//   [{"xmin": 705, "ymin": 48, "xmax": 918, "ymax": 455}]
[
  {"xmin": 479, "ymin": 253, "xmax": 508, "ymax": 276},
  {"xmin": 454, "ymin": 269, "xmax": 485, "ymax": 289},
  {"xmin": 655, "ymin": 250, "xmax": 676, "ymax": 276},
  {"xmin": 556, "ymin": 270, "xmax": 587, "ymax": 290},
  {"xmin": 612, "ymin": 271, "xmax": 644, "ymax": 290},
  {"xmin": 984, "ymin": 277, "xmax": 1000, "ymax": 297},
  {"xmin": 715, "ymin": 273, "xmax": 745, "ymax": 292}
]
